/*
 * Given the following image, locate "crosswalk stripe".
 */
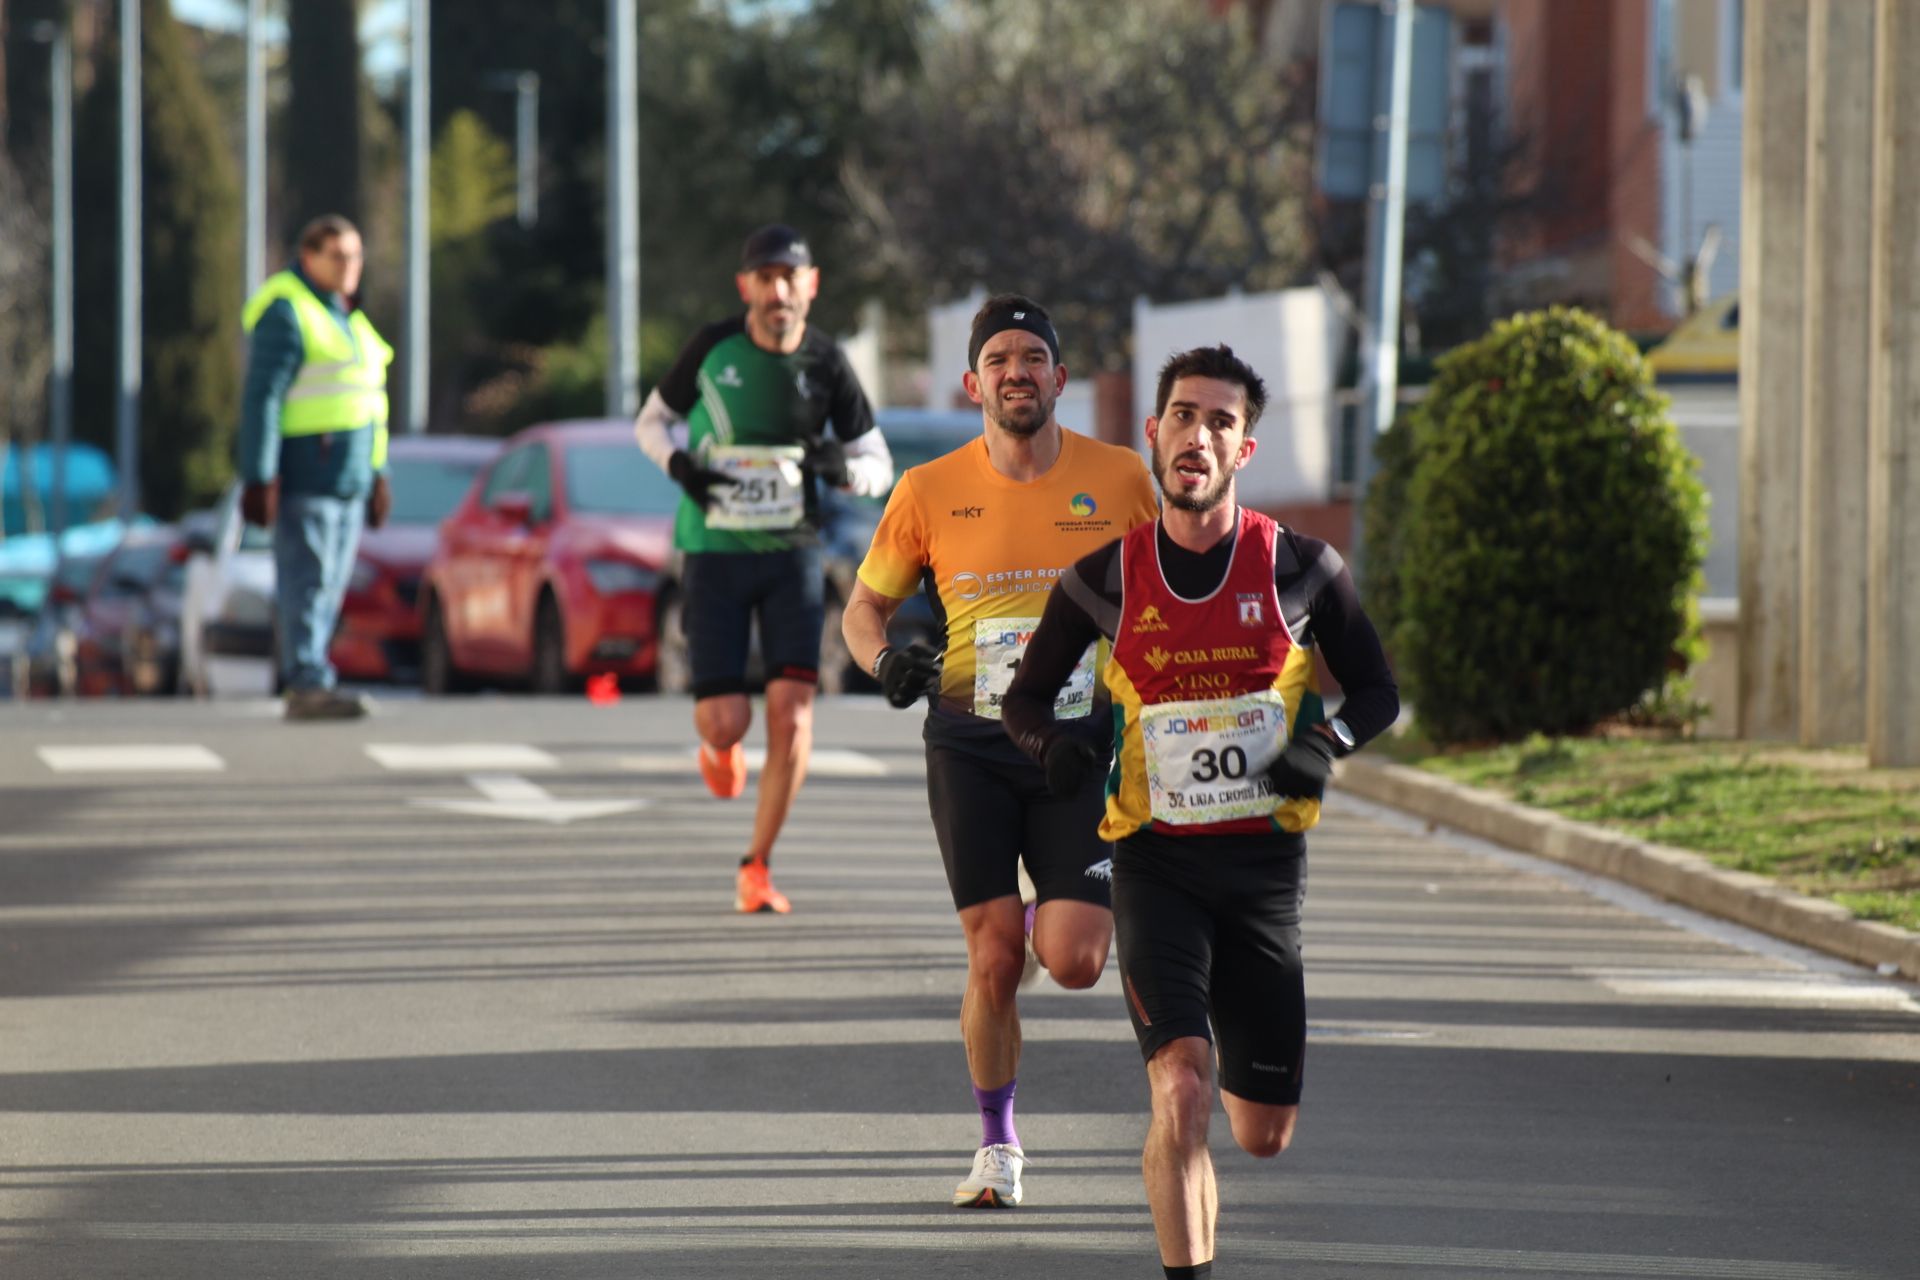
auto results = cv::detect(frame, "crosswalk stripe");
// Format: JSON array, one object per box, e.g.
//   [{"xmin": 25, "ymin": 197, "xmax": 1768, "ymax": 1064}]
[
  {"xmin": 617, "ymin": 746, "xmax": 889, "ymax": 777},
  {"xmin": 35, "ymin": 744, "xmax": 225, "ymax": 773},
  {"xmin": 365, "ymin": 743, "xmax": 558, "ymax": 771}
]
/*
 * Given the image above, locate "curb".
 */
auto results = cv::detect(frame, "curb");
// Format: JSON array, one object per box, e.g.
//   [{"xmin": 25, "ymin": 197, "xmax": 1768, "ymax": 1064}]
[{"xmin": 1335, "ymin": 756, "xmax": 1920, "ymax": 983}]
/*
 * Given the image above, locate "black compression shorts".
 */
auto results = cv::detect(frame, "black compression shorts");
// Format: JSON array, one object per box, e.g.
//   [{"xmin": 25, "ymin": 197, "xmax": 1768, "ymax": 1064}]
[
  {"xmin": 924, "ymin": 740, "xmax": 1115, "ymax": 912},
  {"xmin": 1113, "ymin": 826, "xmax": 1308, "ymax": 1106}
]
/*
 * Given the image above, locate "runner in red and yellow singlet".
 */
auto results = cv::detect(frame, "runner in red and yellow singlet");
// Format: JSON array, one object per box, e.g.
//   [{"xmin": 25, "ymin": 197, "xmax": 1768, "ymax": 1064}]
[
  {"xmin": 1003, "ymin": 345, "xmax": 1399, "ymax": 1280},
  {"xmin": 842, "ymin": 295, "xmax": 1159, "ymax": 1209}
]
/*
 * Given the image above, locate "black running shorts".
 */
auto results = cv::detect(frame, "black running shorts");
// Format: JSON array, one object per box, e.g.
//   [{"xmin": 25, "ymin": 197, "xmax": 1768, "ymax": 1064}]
[
  {"xmin": 924, "ymin": 740, "xmax": 1116, "ymax": 912},
  {"xmin": 1112, "ymin": 826, "xmax": 1308, "ymax": 1106},
  {"xmin": 682, "ymin": 546, "xmax": 825, "ymax": 698}
]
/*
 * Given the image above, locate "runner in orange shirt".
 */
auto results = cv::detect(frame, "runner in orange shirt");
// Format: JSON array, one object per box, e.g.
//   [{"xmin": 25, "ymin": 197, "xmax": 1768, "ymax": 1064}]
[{"xmin": 842, "ymin": 294, "xmax": 1159, "ymax": 1208}]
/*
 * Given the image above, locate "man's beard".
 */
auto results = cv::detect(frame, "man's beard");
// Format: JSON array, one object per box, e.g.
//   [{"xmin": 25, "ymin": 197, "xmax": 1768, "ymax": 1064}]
[
  {"xmin": 1155, "ymin": 444, "xmax": 1234, "ymax": 513},
  {"xmin": 987, "ymin": 382, "xmax": 1053, "ymax": 437}
]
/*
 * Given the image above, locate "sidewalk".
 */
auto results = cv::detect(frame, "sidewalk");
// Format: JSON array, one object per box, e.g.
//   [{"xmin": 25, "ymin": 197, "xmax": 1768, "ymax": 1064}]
[{"xmin": 1336, "ymin": 756, "xmax": 1920, "ymax": 983}]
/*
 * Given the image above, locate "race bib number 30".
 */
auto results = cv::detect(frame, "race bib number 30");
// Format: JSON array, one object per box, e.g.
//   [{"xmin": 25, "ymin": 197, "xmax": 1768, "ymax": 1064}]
[
  {"xmin": 972, "ymin": 617, "xmax": 1095, "ymax": 721},
  {"xmin": 1141, "ymin": 690, "xmax": 1287, "ymax": 825},
  {"xmin": 704, "ymin": 445, "xmax": 806, "ymax": 531}
]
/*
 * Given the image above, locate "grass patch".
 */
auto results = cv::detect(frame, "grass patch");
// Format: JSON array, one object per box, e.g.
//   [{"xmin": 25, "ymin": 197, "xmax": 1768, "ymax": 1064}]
[{"xmin": 1399, "ymin": 735, "xmax": 1920, "ymax": 932}]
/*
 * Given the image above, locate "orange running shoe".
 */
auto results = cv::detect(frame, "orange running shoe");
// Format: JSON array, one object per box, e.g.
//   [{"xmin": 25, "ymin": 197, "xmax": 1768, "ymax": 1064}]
[
  {"xmin": 735, "ymin": 861, "xmax": 791, "ymax": 914},
  {"xmin": 697, "ymin": 741, "xmax": 747, "ymax": 799}
]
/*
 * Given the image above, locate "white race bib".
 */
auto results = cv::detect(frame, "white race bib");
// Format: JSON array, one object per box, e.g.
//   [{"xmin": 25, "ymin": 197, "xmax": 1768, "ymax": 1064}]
[
  {"xmin": 972, "ymin": 616, "xmax": 1095, "ymax": 721},
  {"xmin": 704, "ymin": 445, "xmax": 806, "ymax": 531},
  {"xmin": 1140, "ymin": 690, "xmax": 1288, "ymax": 825}
]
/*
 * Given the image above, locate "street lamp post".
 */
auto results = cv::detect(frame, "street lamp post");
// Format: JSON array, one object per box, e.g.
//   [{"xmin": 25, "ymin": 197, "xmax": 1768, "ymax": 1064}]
[
  {"xmin": 483, "ymin": 70, "xmax": 540, "ymax": 229},
  {"xmin": 30, "ymin": 20, "xmax": 74, "ymax": 536},
  {"xmin": 244, "ymin": 0, "xmax": 268, "ymax": 294},
  {"xmin": 117, "ymin": 0, "xmax": 142, "ymax": 519},
  {"xmin": 404, "ymin": 0, "xmax": 430, "ymax": 434},
  {"xmin": 606, "ymin": 0, "xmax": 639, "ymax": 419}
]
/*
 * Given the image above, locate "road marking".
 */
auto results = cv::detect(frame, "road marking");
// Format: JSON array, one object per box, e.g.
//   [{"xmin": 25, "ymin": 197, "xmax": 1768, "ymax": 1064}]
[
  {"xmin": 35, "ymin": 744, "xmax": 225, "ymax": 773},
  {"xmin": 617, "ymin": 746, "xmax": 889, "ymax": 777},
  {"xmin": 1583, "ymin": 968, "xmax": 1920, "ymax": 1011},
  {"xmin": 367, "ymin": 744, "xmax": 558, "ymax": 772},
  {"xmin": 409, "ymin": 773, "xmax": 647, "ymax": 825},
  {"xmin": 45, "ymin": 1222, "xmax": 1859, "ymax": 1275}
]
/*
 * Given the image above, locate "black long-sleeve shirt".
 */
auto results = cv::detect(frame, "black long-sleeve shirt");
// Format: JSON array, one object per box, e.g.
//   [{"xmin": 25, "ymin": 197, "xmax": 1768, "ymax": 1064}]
[{"xmin": 1003, "ymin": 519, "xmax": 1399, "ymax": 763}]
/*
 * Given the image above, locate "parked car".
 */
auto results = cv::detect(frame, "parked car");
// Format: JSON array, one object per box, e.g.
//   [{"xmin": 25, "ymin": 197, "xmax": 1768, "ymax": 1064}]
[
  {"xmin": 0, "ymin": 566, "xmax": 47, "ymax": 699},
  {"xmin": 24, "ymin": 547, "xmax": 106, "ymax": 697},
  {"xmin": 420, "ymin": 419, "xmax": 680, "ymax": 694},
  {"xmin": 332, "ymin": 434, "xmax": 500, "ymax": 683},
  {"xmin": 180, "ymin": 484, "xmax": 276, "ymax": 696},
  {"xmin": 72, "ymin": 523, "xmax": 195, "ymax": 696}
]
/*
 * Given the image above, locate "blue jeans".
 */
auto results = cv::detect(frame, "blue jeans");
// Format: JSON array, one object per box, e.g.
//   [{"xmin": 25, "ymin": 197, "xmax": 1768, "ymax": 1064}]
[{"xmin": 274, "ymin": 492, "xmax": 363, "ymax": 692}]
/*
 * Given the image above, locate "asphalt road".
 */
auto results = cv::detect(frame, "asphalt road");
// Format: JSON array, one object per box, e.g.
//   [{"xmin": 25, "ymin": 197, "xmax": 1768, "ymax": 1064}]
[{"xmin": 2, "ymin": 695, "xmax": 1916, "ymax": 1279}]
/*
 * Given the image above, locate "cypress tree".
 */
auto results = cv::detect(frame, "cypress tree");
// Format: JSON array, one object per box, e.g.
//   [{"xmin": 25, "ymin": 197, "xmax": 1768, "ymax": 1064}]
[{"xmin": 73, "ymin": 0, "xmax": 241, "ymax": 518}]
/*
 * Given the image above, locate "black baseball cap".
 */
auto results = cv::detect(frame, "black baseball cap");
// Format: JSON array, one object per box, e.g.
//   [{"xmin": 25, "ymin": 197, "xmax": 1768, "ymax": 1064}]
[{"xmin": 739, "ymin": 224, "xmax": 813, "ymax": 271}]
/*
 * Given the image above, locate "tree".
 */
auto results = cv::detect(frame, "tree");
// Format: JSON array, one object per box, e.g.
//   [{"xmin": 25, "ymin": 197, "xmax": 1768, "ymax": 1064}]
[
  {"xmin": 0, "ymin": 152, "xmax": 51, "ymax": 533},
  {"xmin": 286, "ymin": 0, "xmax": 362, "ymax": 230},
  {"xmin": 72, "ymin": 0, "xmax": 240, "ymax": 518},
  {"xmin": 842, "ymin": 0, "xmax": 1315, "ymax": 371}
]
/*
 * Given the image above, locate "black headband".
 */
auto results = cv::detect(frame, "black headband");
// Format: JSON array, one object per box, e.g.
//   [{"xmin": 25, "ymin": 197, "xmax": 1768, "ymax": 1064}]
[{"xmin": 968, "ymin": 301, "xmax": 1060, "ymax": 371}]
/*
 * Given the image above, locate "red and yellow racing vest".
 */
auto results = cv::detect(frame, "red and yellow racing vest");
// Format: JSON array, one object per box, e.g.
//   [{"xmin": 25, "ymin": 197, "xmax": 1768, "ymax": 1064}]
[{"xmin": 1101, "ymin": 509, "xmax": 1324, "ymax": 841}]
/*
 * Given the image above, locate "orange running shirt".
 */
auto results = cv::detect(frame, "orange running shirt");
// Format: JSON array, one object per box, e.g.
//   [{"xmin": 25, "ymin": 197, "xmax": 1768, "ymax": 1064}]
[{"xmin": 857, "ymin": 428, "xmax": 1160, "ymax": 738}]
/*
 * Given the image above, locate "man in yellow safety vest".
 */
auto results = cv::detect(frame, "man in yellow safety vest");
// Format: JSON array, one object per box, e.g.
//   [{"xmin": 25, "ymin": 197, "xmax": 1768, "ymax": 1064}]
[{"xmin": 236, "ymin": 214, "xmax": 394, "ymax": 720}]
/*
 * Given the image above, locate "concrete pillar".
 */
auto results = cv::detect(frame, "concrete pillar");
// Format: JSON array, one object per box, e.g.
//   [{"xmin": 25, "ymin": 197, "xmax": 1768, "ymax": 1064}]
[
  {"xmin": 1866, "ymin": 0, "xmax": 1920, "ymax": 767},
  {"xmin": 1736, "ymin": 0, "xmax": 1808, "ymax": 741},
  {"xmin": 1799, "ymin": 0, "xmax": 1874, "ymax": 746}
]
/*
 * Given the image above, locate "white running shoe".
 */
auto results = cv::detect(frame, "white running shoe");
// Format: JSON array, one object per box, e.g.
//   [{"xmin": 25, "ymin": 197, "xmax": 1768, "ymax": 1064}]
[{"xmin": 952, "ymin": 1143, "xmax": 1026, "ymax": 1208}]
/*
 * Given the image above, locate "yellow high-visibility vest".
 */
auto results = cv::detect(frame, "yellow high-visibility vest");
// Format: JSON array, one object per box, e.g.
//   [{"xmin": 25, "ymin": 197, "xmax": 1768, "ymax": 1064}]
[{"xmin": 242, "ymin": 270, "xmax": 394, "ymax": 468}]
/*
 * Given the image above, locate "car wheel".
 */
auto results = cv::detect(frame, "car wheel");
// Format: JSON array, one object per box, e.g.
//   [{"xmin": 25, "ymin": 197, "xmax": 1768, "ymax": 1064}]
[
  {"xmin": 421, "ymin": 596, "xmax": 470, "ymax": 696},
  {"xmin": 654, "ymin": 590, "xmax": 692, "ymax": 695},
  {"xmin": 532, "ymin": 595, "xmax": 576, "ymax": 695}
]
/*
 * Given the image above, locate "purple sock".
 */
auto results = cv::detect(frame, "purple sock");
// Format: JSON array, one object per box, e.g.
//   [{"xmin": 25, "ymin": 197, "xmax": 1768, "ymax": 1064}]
[{"xmin": 973, "ymin": 1079, "xmax": 1019, "ymax": 1148}]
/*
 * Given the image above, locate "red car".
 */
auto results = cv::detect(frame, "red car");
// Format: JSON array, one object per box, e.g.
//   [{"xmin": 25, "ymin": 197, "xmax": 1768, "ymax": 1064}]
[
  {"xmin": 331, "ymin": 434, "xmax": 501, "ymax": 683},
  {"xmin": 419, "ymin": 419, "xmax": 682, "ymax": 694}
]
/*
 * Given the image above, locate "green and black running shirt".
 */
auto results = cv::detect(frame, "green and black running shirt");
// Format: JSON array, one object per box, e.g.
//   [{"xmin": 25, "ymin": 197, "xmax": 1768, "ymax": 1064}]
[{"xmin": 657, "ymin": 316, "xmax": 877, "ymax": 553}]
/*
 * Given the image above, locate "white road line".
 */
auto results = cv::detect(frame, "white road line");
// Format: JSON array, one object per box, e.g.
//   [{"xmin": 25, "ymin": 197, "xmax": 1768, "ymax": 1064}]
[
  {"xmin": 35, "ymin": 744, "xmax": 225, "ymax": 773},
  {"xmin": 365, "ymin": 744, "xmax": 558, "ymax": 772},
  {"xmin": 617, "ymin": 746, "xmax": 889, "ymax": 777}
]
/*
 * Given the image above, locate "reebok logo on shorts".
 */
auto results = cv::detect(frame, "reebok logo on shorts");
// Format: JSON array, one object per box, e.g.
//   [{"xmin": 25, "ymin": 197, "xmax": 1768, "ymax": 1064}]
[
  {"xmin": 1250, "ymin": 1061, "xmax": 1291, "ymax": 1075},
  {"xmin": 1084, "ymin": 857, "xmax": 1113, "ymax": 883}
]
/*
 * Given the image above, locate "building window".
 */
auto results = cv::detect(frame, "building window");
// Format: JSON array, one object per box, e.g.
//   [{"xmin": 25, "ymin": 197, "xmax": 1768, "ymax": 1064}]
[
  {"xmin": 1649, "ymin": 0, "xmax": 1677, "ymax": 118},
  {"xmin": 1723, "ymin": 0, "xmax": 1744, "ymax": 97}
]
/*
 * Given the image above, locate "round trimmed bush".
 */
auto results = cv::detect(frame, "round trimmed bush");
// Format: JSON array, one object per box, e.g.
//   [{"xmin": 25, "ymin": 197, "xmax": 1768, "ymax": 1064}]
[{"xmin": 1391, "ymin": 307, "xmax": 1708, "ymax": 743}]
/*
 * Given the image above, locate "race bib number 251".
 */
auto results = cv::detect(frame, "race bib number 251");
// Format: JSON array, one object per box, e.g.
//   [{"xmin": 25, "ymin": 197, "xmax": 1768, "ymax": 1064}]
[{"xmin": 704, "ymin": 445, "xmax": 806, "ymax": 531}]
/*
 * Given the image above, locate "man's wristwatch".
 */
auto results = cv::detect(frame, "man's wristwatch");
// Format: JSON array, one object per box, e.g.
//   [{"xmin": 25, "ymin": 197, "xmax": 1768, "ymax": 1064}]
[
  {"xmin": 1325, "ymin": 716, "xmax": 1356, "ymax": 753},
  {"xmin": 870, "ymin": 647, "xmax": 892, "ymax": 680}
]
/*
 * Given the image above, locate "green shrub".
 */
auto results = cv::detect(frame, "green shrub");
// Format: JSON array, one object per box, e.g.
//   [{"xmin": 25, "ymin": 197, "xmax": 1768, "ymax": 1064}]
[
  {"xmin": 1358, "ymin": 410, "xmax": 1418, "ymax": 647},
  {"xmin": 1391, "ymin": 307, "xmax": 1707, "ymax": 744}
]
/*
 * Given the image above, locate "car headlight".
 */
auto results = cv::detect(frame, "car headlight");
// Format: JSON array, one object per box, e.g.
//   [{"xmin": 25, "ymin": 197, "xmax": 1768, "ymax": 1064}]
[
  {"xmin": 585, "ymin": 559, "xmax": 661, "ymax": 595},
  {"xmin": 347, "ymin": 560, "xmax": 380, "ymax": 594}
]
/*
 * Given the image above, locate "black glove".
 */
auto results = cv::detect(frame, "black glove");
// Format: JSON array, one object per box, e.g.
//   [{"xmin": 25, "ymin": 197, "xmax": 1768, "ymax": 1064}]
[
  {"xmin": 875, "ymin": 642, "xmax": 943, "ymax": 709},
  {"xmin": 1043, "ymin": 735, "xmax": 1101, "ymax": 798},
  {"xmin": 667, "ymin": 449, "xmax": 738, "ymax": 512},
  {"xmin": 1266, "ymin": 726, "xmax": 1339, "ymax": 800},
  {"xmin": 803, "ymin": 434, "xmax": 850, "ymax": 488}
]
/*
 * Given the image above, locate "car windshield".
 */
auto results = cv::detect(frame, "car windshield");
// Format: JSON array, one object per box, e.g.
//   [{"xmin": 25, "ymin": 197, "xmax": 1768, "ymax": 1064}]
[
  {"xmin": 52, "ymin": 554, "xmax": 103, "ymax": 595},
  {"xmin": 387, "ymin": 453, "xmax": 488, "ymax": 525},
  {"xmin": 105, "ymin": 542, "xmax": 175, "ymax": 595},
  {"xmin": 564, "ymin": 443, "xmax": 684, "ymax": 516}
]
